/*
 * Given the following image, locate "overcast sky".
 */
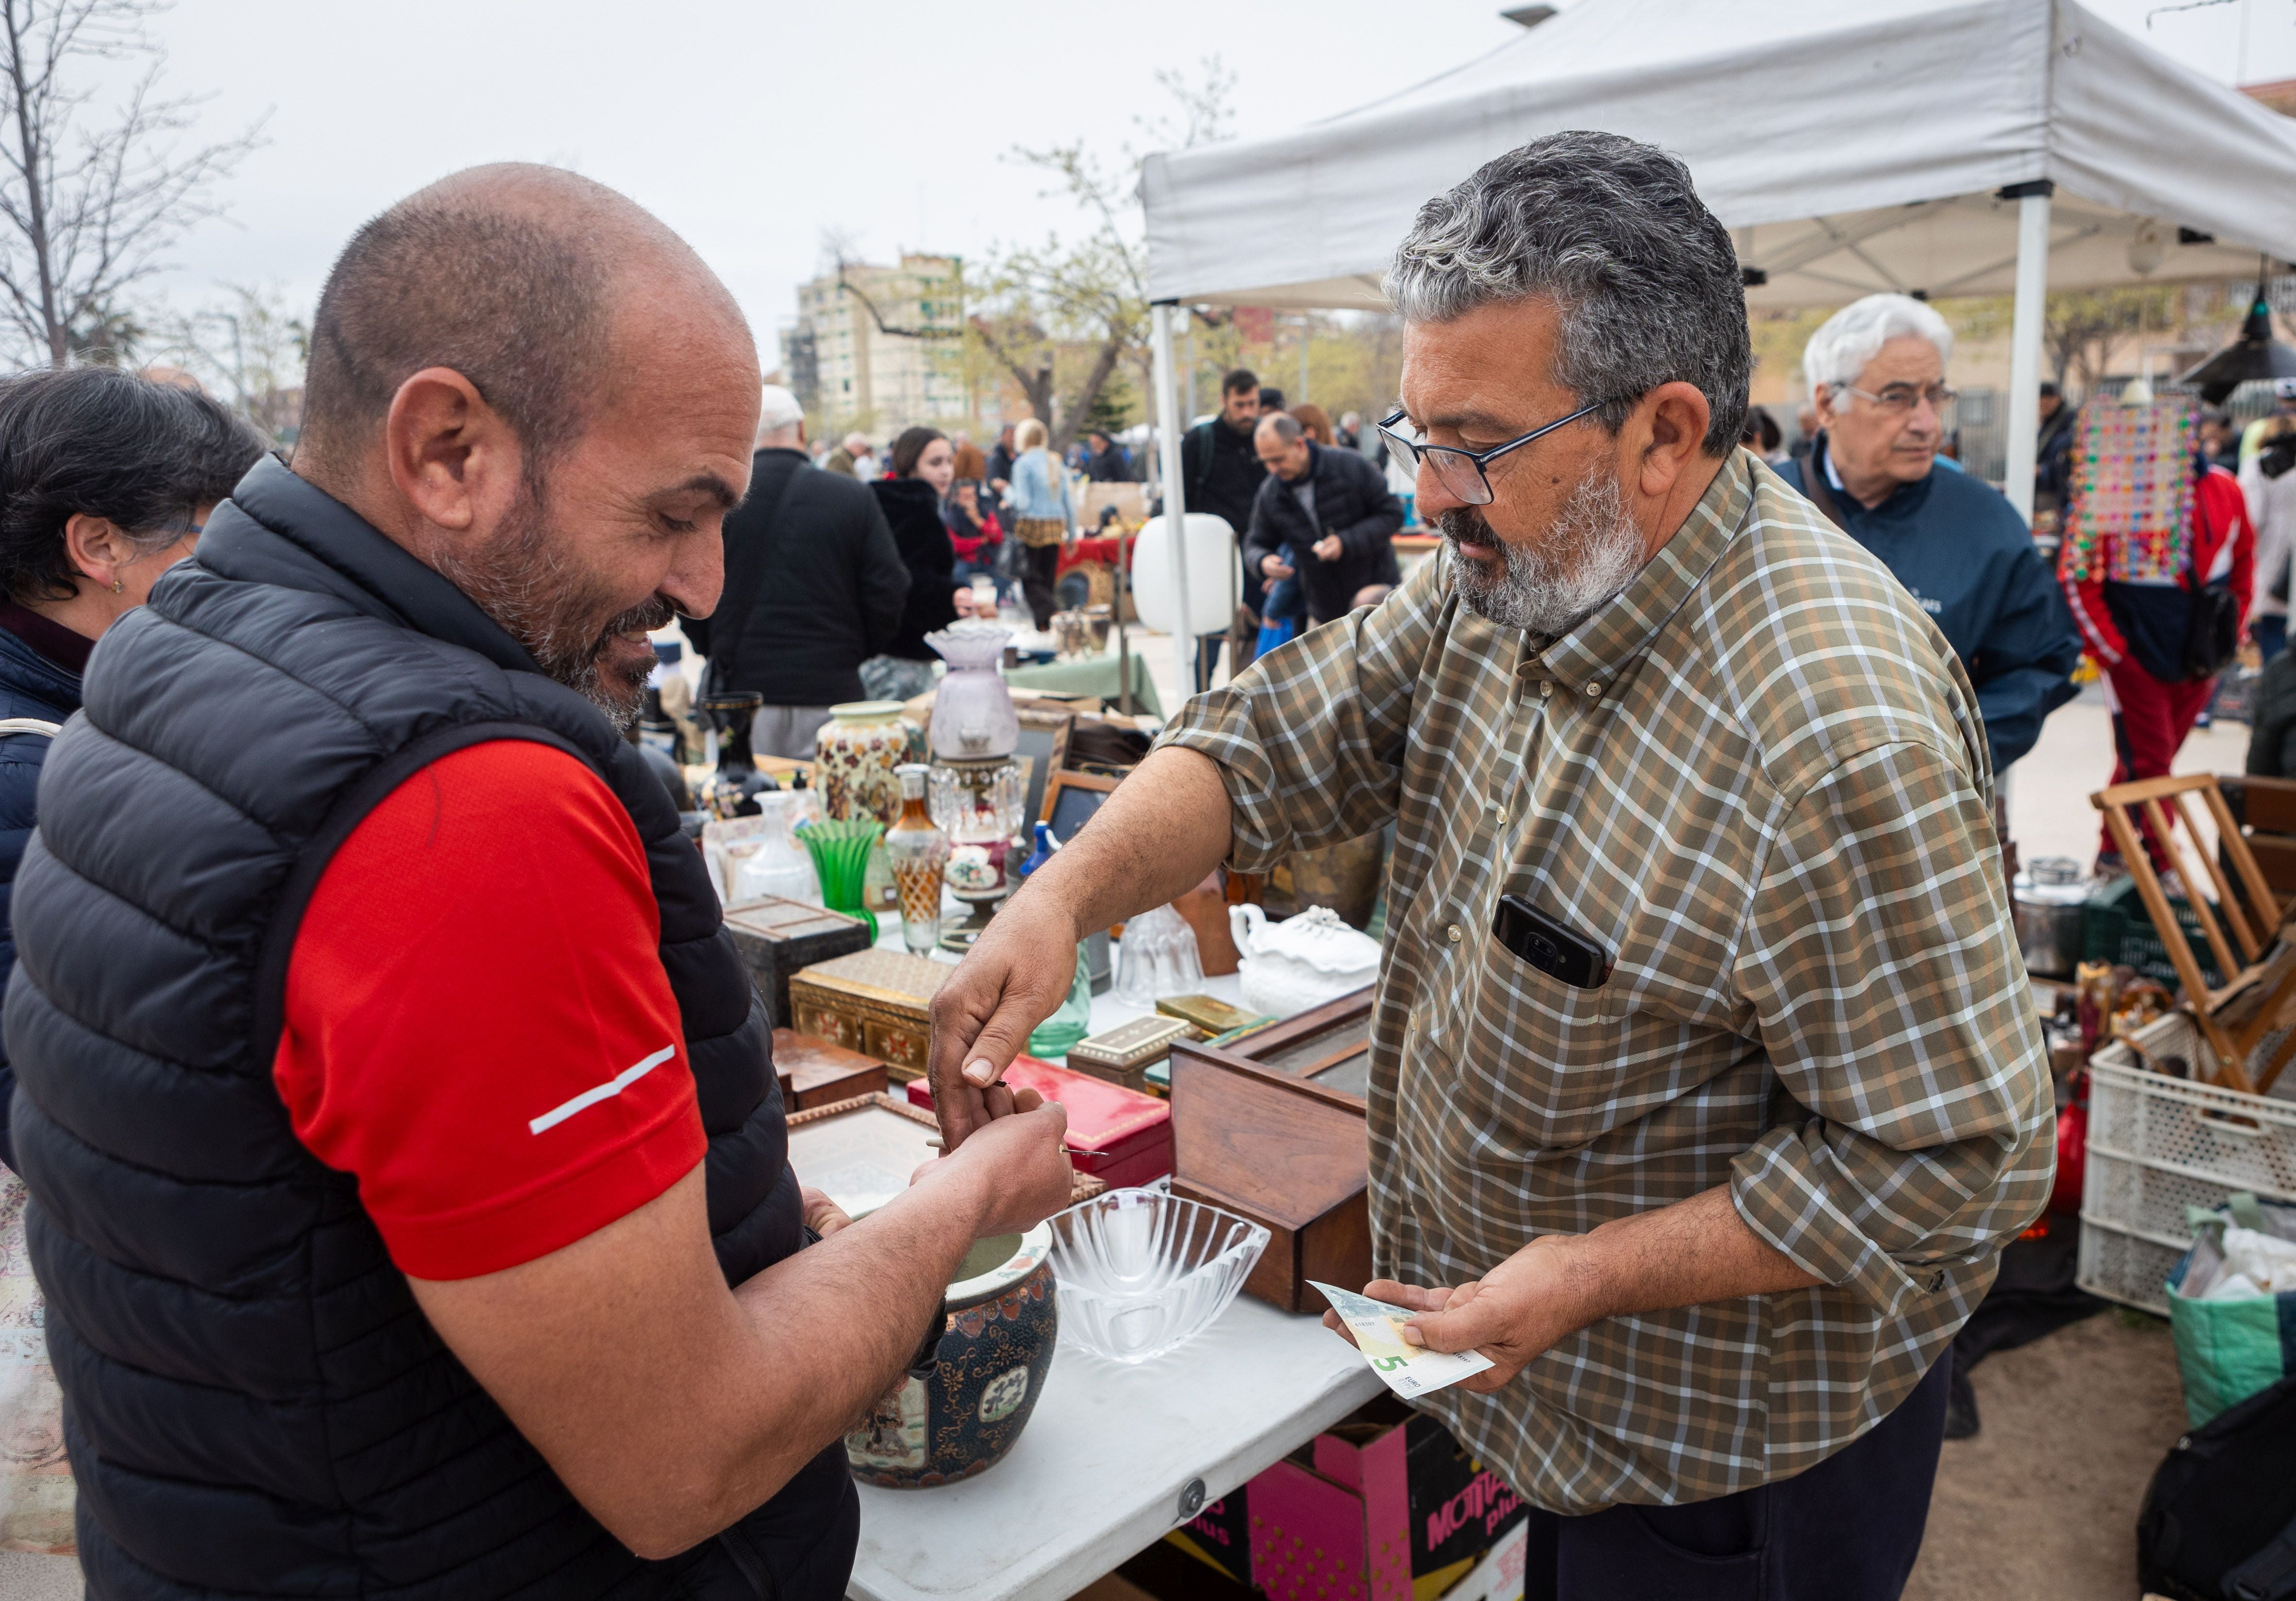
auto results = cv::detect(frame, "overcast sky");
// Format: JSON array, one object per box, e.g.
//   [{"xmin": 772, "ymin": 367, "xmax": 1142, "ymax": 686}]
[{"xmin": 122, "ymin": 0, "xmax": 2296, "ymax": 348}]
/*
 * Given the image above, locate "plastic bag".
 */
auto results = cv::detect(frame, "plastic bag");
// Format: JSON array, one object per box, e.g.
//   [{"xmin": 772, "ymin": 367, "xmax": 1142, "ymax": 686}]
[
  {"xmin": 2201, "ymin": 1225, "xmax": 2296, "ymax": 1300},
  {"xmin": 2169, "ymin": 1193, "xmax": 2296, "ymax": 1426}
]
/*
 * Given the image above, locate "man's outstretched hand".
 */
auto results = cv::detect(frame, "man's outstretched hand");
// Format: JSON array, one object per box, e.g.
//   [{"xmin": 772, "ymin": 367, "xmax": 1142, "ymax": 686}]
[
  {"xmin": 1319, "ymin": 1239, "xmax": 1605, "ymax": 1394},
  {"xmin": 925, "ymin": 894, "xmax": 1082, "ymax": 1151},
  {"xmin": 1317, "ymin": 1188, "xmax": 1826, "ymax": 1394}
]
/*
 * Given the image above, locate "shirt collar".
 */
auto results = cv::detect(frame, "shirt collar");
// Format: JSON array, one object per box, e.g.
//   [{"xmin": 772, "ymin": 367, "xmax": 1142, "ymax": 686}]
[
  {"xmin": 1524, "ymin": 453, "xmax": 1755, "ymax": 701},
  {"xmin": 0, "ymin": 599, "xmax": 92, "ymax": 677}
]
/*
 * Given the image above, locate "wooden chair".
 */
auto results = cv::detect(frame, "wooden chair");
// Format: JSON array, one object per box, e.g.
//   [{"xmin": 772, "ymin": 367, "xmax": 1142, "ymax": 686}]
[
  {"xmin": 2220, "ymin": 775, "xmax": 2296, "ymax": 898},
  {"xmin": 2091, "ymin": 773, "xmax": 2296, "ymax": 1095}
]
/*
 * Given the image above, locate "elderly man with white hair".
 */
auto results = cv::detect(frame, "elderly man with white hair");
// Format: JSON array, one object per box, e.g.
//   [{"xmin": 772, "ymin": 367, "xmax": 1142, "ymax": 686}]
[
  {"xmin": 684, "ymin": 384, "xmax": 909, "ymax": 757},
  {"xmin": 1776, "ymin": 293, "xmax": 2079, "ymax": 773}
]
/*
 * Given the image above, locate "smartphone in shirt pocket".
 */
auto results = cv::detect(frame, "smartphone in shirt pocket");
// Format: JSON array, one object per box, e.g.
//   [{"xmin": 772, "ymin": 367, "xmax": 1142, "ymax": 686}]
[{"xmin": 1492, "ymin": 894, "xmax": 1612, "ymax": 989}]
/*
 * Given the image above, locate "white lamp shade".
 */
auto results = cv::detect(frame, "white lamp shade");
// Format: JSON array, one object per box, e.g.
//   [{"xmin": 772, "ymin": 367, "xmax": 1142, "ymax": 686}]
[{"xmin": 1129, "ymin": 513, "xmax": 1237, "ymax": 639}]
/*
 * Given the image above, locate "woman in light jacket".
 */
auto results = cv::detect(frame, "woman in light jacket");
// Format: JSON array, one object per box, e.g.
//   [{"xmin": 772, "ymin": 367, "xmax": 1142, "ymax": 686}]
[{"xmin": 1002, "ymin": 417, "xmax": 1073, "ymax": 630}]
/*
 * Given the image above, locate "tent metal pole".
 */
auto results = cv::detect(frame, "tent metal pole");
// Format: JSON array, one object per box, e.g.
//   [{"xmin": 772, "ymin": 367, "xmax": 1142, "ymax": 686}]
[
  {"xmin": 2003, "ymin": 183, "xmax": 2052, "ymax": 527},
  {"xmin": 1152, "ymin": 301, "xmax": 1193, "ymax": 681}
]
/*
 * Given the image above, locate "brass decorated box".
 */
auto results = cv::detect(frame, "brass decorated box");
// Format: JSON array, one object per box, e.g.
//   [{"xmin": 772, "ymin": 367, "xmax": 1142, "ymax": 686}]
[
  {"xmin": 1156, "ymin": 993, "xmax": 1266, "ymax": 1037},
  {"xmin": 1067, "ymin": 1015, "xmax": 1199, "ymax": 1093},
  {"xmin": 786, "ymin": 948, "xmax": 950, "ymax": 1081}
]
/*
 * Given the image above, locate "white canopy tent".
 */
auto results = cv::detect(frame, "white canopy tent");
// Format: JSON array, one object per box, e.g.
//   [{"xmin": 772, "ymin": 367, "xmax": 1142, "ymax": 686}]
[{"xmin": 1137, "ymin": 0, "xmax": 2296, "ymax": 646}]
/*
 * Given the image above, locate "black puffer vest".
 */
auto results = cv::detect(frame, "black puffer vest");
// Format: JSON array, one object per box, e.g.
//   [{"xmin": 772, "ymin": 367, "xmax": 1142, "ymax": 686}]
[{"xmin": 2, "ymin": 459, "xmax": 852, "ymax": 1598}]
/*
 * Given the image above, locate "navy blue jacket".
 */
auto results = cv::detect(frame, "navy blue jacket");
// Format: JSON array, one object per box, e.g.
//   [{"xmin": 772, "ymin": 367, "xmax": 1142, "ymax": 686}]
[
  {"xmin": 0, "ymin": 624, "xmax": 79, "ymax": 1171},
  {"xmin": 1776, "ymin": 446, "xmax": 2079, "ymax": 770}
]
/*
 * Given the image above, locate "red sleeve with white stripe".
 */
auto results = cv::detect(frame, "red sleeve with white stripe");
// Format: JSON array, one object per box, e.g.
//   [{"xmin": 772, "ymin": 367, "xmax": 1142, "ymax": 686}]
[{"xmin": 274, "ymin": 739, "xmax": 706, "ymax": 1281}]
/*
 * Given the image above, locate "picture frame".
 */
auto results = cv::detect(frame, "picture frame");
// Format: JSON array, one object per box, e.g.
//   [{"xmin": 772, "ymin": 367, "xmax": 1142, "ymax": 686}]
[
  {"xmin": 785, "ymin": 1092, "xmax": 1106, "ymax": 1212},
  {"xmin": 1041, "ymin": 767, "xmax": 1123, "ymax": 843},
  {"xmin": 1012, "ymin": 710, "xmax": 1073, "ymax": 828}
]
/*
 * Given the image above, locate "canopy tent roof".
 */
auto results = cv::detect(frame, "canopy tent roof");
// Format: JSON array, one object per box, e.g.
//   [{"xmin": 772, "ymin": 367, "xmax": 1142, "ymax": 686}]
[{"xmin": 1140, "ymin": 0, "xmax": 2296, "ymax": 312}]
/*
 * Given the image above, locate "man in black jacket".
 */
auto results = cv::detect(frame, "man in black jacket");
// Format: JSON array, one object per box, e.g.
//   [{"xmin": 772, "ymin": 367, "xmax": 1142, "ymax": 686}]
[
  {"xmin": 1243, "ymin": 412, "xmax": 1405, "ymax": 626},
  {"xmin": 1083, "ymin": 429, "xmax": 1133, "ymax": 482},
  {"xmin": 683, "ymin": 384, "xmax": 907, "ymax": 758}
]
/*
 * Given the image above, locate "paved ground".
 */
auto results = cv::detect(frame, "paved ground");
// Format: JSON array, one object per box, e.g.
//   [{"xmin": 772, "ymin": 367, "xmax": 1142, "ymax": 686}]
[{"xmin": 1907, "ymin": 1311, "xmax": 2187, "ymax": 1601}]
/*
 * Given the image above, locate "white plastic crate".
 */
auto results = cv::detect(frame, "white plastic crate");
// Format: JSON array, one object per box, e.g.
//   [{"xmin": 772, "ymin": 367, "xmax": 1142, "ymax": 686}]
[{"xmin": 2078, "ymin": 1009, "xmax": 2296, "ymax": 1314}]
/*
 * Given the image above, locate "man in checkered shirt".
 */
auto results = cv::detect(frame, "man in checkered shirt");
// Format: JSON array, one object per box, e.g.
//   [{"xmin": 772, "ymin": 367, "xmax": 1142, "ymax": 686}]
[{"xmin": 930, "ymin": 131, "xmax": 2052, "ymax": 1600}]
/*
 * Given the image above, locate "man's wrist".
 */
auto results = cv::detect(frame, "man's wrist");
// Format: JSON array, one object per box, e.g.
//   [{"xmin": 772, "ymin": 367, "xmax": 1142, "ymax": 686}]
[
  {"xmin": 1001, "ymin": 866, "xmax": 1086, "ymax": 947},
  {"xmin": 1539, "ymin": 1230, "xmax": 1623, "ymax": 1336}
]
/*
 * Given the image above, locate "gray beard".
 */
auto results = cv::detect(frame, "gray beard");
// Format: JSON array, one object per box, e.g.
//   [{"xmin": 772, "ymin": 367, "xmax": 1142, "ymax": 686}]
[
  {"xmin": 1440, "ymin": 472, "xmax": 1646, "ymax": 637},
  {"xmin": 430, "ymin": 482, "xmax": 670, "ymax": 730}
]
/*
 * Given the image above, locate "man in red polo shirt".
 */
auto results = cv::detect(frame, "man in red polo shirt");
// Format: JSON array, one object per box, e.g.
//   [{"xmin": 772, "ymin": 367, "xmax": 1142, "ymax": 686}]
[
  {"xmin": 267, "ymin": 171, "xmax": 1079, "ymax": 1579},
  {"xmin": 5, "ymin": 162, "xmax": 1076, "ymax": 1597}
]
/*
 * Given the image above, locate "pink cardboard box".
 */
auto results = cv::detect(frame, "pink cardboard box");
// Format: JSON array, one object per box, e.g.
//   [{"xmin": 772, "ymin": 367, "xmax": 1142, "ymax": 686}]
[{"xmin": 1246, "ymin": 1403, "xmax": 1527, "ymax": 1601}]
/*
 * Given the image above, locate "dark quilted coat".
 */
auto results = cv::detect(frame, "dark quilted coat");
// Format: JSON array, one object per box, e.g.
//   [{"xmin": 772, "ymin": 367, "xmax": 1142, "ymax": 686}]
[
  {"xmin": 0, "ymin": 623, "xmax": 79, "ymax": 1171},
  {"xmin": 1, "ymin": 458, "xmax": 854, "ymax": 1598}
]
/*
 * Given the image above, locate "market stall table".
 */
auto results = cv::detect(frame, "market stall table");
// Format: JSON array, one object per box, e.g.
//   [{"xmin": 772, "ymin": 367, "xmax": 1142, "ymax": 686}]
[
  {"xmin": 846, "ymin": 1292, "xmax": 1383, "ymax": 1601},
  {"xmin": 836, "ymin": 928, "xmax": 1363, "ymax": 1600},
  {"xmin": 1002, "ymin": 654, "xmax": 1163, "ymax": 720}
]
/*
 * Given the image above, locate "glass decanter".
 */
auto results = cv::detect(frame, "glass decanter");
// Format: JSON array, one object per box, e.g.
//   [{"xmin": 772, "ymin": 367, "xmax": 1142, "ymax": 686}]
[{"xmin": 884, "ymin": 763, "xmax": 950, "ymax": 955}]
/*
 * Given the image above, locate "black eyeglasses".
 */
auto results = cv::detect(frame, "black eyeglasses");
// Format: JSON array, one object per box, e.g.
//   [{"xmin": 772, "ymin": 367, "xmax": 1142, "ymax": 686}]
[{"xmin": 1377, "ymin": 398, "xmax": 1614, "ymax": 506}]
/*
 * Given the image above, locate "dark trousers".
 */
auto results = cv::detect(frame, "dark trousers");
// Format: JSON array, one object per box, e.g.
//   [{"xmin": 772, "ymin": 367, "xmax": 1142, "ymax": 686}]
[
  {"xmin": 1021, "ymin": 541, "xmax": 1061, "ymax": 632},
  {"xmin": 1524, "ymin": 1352, "xmax": 1950, "ymax": 1601},
  {"xmin": 2257, "ymin": 613, "xmax": 2288, "ymax": 664}
]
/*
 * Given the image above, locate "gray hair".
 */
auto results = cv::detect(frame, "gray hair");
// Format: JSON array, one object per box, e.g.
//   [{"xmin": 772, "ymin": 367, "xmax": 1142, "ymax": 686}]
[
  {"xmin": 1385, "ymin": 131, "xmax": 1750, "ymax": 455},
  {"xmin": 1802, "ymin": 293, "xmax": 1953, "ymax": 397},
  {"xmin": 756, "ymin": 383, "xmax": 805, "ymax": 442},
  {"xmin": 1256, "ymin": 412, "xmax": 1303, "ymax": 445}
]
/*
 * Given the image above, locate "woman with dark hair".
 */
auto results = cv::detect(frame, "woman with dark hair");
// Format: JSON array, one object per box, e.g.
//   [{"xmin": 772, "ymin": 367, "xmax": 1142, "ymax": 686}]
[
  {"xmin": 862, "ymin": 425, "xmax": 964, "ymax": 701},
  {"xmin": 0, "ymin": 366, "xmax": 265, "ymax": 1165},
  {"xmin": 1740, "ymin": 404, "xmax": 1785, "ymax": 464}
]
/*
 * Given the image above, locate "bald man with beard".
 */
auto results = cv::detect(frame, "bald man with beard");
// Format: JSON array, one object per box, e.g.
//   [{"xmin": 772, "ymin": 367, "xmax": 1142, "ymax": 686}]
[{"xmin": 3, "ymin": 165, "xmax": 1074, "ymax": 1598}]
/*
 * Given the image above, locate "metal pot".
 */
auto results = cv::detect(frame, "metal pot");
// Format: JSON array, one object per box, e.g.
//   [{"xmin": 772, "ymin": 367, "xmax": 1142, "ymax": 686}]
[{"xmin": 2013, "ymin": 856, "xmax": 2093, "ymax": 979}]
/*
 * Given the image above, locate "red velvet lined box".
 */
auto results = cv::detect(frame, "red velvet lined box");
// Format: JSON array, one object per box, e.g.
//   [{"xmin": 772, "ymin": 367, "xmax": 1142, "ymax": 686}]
[{"xmin": 905, "ymin": 1055, "xmax": 1172, "ymax": 1188}]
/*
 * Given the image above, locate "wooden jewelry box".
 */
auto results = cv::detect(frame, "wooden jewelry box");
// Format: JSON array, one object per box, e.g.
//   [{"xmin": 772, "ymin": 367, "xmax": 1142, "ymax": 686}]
[
  {"xmin": 785, "ymin": 948, "xmax": 950, "ymax": 1082},
  {"xmin": 1166, "ymin": 988, "xmax": 1375, "ymax": 1312},
  {"xmin": 772, "ymin": 1029, "xmax": 890, "ymax": 1111},
  {"xmin": 722, "ymin": 896, "xmax": 875, "ymax": 1028}
]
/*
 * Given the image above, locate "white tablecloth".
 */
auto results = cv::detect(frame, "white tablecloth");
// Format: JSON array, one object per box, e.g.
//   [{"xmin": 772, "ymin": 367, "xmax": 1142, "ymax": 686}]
[
  {"xmin": 845, "ymin": 928, "xmax": 1343, "ymax": 1601},
  {"xmin": 847, "ymin": 1295, "xmax": 1381, "ymax": 1601}
]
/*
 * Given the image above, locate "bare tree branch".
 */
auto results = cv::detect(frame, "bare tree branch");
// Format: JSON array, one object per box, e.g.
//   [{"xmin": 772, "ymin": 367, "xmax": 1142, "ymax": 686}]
[
  {"xmin": 0, "ymin": 0, "xmax": 265, "ymax": 366},
  {"xmin": 832, "ymin": 250, "xmax": 965, "ymax": 342}
]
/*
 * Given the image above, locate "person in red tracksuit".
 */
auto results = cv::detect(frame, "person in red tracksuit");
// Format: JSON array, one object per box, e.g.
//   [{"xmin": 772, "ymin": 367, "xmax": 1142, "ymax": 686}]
[{"xmin": 2062, "ymin": 451, "xmax": 2253, "ymax": 869}]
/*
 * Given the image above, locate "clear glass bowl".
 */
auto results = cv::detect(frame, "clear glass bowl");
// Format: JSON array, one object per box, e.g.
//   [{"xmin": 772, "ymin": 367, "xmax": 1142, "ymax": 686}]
[{"xmin": 1044, "ymin": 1188, "xmax": 1270, "ymax": 1364}]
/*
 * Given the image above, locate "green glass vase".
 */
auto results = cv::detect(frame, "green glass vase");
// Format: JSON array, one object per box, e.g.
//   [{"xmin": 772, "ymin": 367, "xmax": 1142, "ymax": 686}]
[
  {"xmin": 1026, "ymin": 943, "xmax": 1093, "ymax": 1060},
  {"xmin": 794, "ymin": 818, "xmax": 883, "ymax": 941}
]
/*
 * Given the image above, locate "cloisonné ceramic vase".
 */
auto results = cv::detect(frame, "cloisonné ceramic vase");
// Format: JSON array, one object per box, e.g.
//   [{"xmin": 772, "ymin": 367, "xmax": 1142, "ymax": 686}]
[
  {"xmin": 844, "ymin": 1222, "xmax": 1058, "ymax": 1488},
  {"xmin": 813, "ymin": 701, "xmax": 911, "ymax": 827}
]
